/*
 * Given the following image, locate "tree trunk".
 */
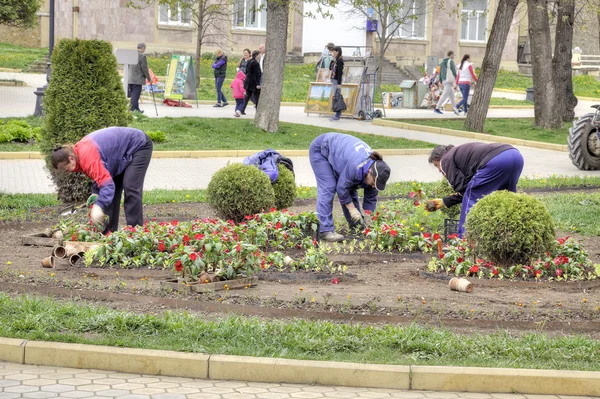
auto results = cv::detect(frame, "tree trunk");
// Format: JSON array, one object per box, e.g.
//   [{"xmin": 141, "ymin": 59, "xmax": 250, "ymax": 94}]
[
  {"xmin": 464, "ymin": 0, "xmax": 520, "ymax": 132},
  {"xmin": 376, "ymin": 41, "xmax": 386, "ymax": 88},
  {"xmin": 254, "ymin": 0, "xmax": 289, "ymax": 132},
  {"xmin": 527, "ymin": 0, "xmax": 562, "ymax": 128},
  {"xmin": 194, "ymin": 3, "xmax": 204, "ymax": 88},
  {"xmin": 552, "ymin": 0, "xmax": 577, "ymax": 122}
]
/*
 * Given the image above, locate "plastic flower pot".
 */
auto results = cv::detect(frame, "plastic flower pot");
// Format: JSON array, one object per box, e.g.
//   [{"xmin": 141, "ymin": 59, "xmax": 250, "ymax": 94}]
[
  {"xmin": 41, "ymin": 256, "xmax": 55, "ymax": 268},
  {"xmin": 449, "ymin": 277, "xmax": 472, "ymax": 293}
]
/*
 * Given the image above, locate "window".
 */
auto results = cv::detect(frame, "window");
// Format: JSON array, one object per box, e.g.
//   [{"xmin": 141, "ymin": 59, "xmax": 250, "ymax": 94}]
[
  {"xmin": 461, "ymin": 0, "xmax": 487, "ymax": 42},
  {"xmin": 388, "ymin": 0, "xmax": 427, "ymax": 40},
  {"xmin": 232, "ymin": 0, "xmax": 266, "ymax": 30},
  {"xmin": 159, "ymin": 1, "xmax": 192, "ymax": 26}
]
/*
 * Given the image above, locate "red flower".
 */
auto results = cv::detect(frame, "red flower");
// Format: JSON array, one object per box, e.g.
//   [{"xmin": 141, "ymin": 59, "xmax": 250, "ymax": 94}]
[
  {"xmin": 158, "ymin": 241, "xmax": 166, "ymax": 252},
  {"xmin": 331, "ymin": 278, "xmax": 339, "ymax": 284},
  {"xmin": 433, "ymin": 233, "xmax": 441, "ymax": 241},
  {"xmin": 275, "ymin": 221, "xmax": 282, "ymax": 230},
  {"xmin": 390, "ymin": 229, "xmax": 398, "ymax": 236},
  {"xmin": 439, "ymin": 253, "xmax": 445, "ymax": 259},
  {"xmin": 270, "ymin": 207, "xmax": 277, "ymax": 212},
  {"xmin": 244, "ymin": 215, "xmax": 253, "ymax": 220},
  {"xmin": 423, "ymin": 233, "xmax": 431, "ymax": 239},
  {"xmin": 194, "ymin": 233, "xmax": 204, "ymax": 240},
  {"xmin": 171, "ymin": 220, "xmax": 178, "ymax": 226},
  {"xmin": 413, "ymin": 200, "xmax": 420, "ymax": 206},
  {"xmin": 71, "ymin": 234, "xmax": 77, "ymax": 241},
  {"xmin": 409, "ymin": 191, "xmax": 416, "ymax": 198},
  {"xmin": 189, "ymin": 253, "xmax": 198, "ymax": 261},
  {"xmin": 457, "ymin": 257, "xmax": 464, "ymax": 264},
  {"xmin": 556, "ymin": 268, "xmax": 563, "ymax": 277},
  {"xmin": 492, "ymin": 267, "xmax": 499, "ymax": 276},
  {"xmin": 469, "ymin": 265, "xmax": 479, "ymax": 274},
  {"xmin": 364, "ymin": 210, "xmax": 371, "ymax": 215},
  {"xmin": 534, "ymin": 269, "xmax": 542, "ymax": 277},
  {"xmin": 183, "ymin": 234, "xmax": 190, "ymax": 244},
  {"xmin": 236, "ymin": 242, "xmax": 241, "ymax": 252},
  {"xmin": 364, "ymin": 228, "xmax": 371, "ymax": 235},
  {"xmin": 448, "ymin": 234, "xmax": 459, "ymax": 240},
  {"xmin": 175, "ymin": 260, "xmax": 183, "ymax": 272}
]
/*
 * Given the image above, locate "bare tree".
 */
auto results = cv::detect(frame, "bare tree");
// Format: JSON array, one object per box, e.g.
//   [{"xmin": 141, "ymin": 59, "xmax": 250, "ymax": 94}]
[
  {"xmin": 128, "ymin": 0, "xmax": 231, "ymax": 87},
  {"xmin": 464, "ymin": 0, "xmax": 520, "ymax": 132}
]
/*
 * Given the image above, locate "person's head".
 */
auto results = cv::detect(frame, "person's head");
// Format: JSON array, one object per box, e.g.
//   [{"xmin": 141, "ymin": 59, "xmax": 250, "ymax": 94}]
[
  {"xmin": 428, "ymin": 145, "xmax": 455, "ymax": 173},
  {"xmin": 447, "ymin": 50, "xmax": 455, "ymax": 59},
  {"xmin": 215, "ymin": 49, "xmax": 223, "ymax": 57},
  {"xmin": 137, "ymin": 43, "xmax": 146, "ymax": 53},
  {"xmin": 332, "ymin": 46, "xmax": 342, "ymax": 59},
  {"xmin": 364, "ymin": 152, "xmax": 391, "ymax": 191},
  {"xmin": 460, "ymin": 54, "xmax": 470, "ymax": 69},
  {"xmin": 251, "ymin": 50, "xmax": 260, "ymax": 59},
  {"xmin": 243, "ymin": 48, "xmax": 251, "ymax": 59},
  {"xmin": 326, "ymin": 42, "xmax": 335, "ymax": 51},
  {"xmin": 258, "ymin": 44, "xmax": 265, "ymax": 54},
  {"xmin": 51, "ymin": 145, "xmax": 78, "ymax": 173}
]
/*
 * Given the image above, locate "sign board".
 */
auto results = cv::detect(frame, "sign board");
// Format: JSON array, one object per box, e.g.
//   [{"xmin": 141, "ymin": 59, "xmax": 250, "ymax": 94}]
[
  {"xmin": 399, "ymin": 80, "xmax": 416, "ymax": 89},
  {"xmin": 164, "ymin": 55, "xmax": 197, "ymax": 101},
  {"xmin": 114, "ymin": 48, "xmax": 140, "ymax": 94}
]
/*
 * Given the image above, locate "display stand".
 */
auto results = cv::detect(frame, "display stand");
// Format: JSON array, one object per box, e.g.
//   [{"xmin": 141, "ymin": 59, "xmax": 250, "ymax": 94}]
[{"xmin": 164, "ymin": 55, "xmax": 199, "ymax": 108}]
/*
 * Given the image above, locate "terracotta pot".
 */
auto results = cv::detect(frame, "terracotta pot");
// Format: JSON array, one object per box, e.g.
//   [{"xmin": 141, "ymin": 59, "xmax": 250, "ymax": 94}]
[
  {"xmin": 41, "ymin": 256, "xmax": 55, "ymax": 268},
  {"xmin": 449, "ymin": 277, "xmax": 473, "ymax": 293},
  {"xmin": 69, "ymin": 254, "xmax": 81, "ymax": 266},
  {"xmin": 284, "ymin": 256, "xmax": 293, "ymax": 266},
  {"xmin": 65, "ymin": 244, "xmax": 84, "ymax": 257},
  {"xmin": 52, "ymin": 246, "xmax": 67, "ymax": 259},
  {"xmin": 199, "ymin": 272, "xmax": 211, "ymax": 284},
  {"xmin": 436, "ymin": 239, "xmax": 443, "ymax": 259}
]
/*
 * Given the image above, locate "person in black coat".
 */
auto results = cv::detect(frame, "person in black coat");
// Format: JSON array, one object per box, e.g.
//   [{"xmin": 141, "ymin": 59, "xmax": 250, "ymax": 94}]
[
  {"xmin": 426, "ymin": 143, "xmax": 524, "ymax": 237},
  {"xmin": 241, "ymin": 50, "xmax": 261, "ymax": 115},
  {"xmin": 329, "ymin": 46, "xmax": 345, "ymax": 121}
]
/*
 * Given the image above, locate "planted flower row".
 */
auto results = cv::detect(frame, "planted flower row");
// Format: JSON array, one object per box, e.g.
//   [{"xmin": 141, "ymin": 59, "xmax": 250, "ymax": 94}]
[{"xmin": 428, "ymin": 236, "xmax": 599, "ymax": 281}]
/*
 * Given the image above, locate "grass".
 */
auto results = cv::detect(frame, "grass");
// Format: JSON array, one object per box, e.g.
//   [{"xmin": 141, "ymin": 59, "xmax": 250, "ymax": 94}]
[
  {"xmin": 401, "ymin": 118, "xmax": 569, "ymax": 145},
  {"xmin": 0, "ymin": 293, "xmax": 598, "ymax": 370},
  {"xmin": 488, "ymin": 97, "xmax": 533, "ymax": 106},
  {"xmin": 492, "ymin": 69, "xmax": 600, "ymax": 99},
  {"xmin": 537, "ymin": 192, "xmax": 600, "ymax": 236},
  {"xmin": 0, "ymin": 43, "xmax": 47, "ymax": 71}
]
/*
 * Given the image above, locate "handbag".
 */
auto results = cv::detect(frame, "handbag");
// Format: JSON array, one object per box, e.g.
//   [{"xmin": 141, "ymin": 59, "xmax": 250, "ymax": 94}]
[{"xmin": 332, "ymin": 89, "xmax": 347, "ymax": 113}]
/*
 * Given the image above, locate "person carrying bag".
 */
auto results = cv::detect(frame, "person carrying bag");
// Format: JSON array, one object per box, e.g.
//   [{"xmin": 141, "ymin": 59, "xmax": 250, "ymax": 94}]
[{"xmin": 332, "ymin": 89, "xmax": 347, "ymax": 113}]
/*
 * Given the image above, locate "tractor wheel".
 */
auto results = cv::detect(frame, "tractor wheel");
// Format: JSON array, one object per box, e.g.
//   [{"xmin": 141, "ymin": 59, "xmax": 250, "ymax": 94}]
[{"xmin": 568, "ymin": 114, "xmax": 600, "ymax": 170}]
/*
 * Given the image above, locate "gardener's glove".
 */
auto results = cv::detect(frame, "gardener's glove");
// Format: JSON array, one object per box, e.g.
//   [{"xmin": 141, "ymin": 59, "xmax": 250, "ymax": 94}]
[
  {"xmin": 89, "ymin": 204, "xmax": 106, "ymax": 227},
  {"xmin": 87, "ymin": 194, "xmax": 98, "ymax": 207},
  {"xmin": 349, "ymin": 207, "xmax": 362, "ymax": 223},
  {"xmin": 425, "ymin": 199, "xmax": 445, "ymax": 212}
]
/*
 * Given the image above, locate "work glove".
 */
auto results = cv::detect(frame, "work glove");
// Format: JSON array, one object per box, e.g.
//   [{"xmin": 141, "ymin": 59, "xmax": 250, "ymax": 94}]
[
  {"xmin": 425, "ymin": 199, "xmax": 445, "ymax": 212},
  {"xmin": 349, "ymin": 207, "xmax": 362, "ymax": 223},
  {"xmin": 86, "ymin": 194, "xmax": 98, "ymax": 207},
  {"xmin": 364, "ymin": 213, "xmax": 372, "ymax": 227},
  {"xmin": 89, "ymin": 204, "xmax": 106, "ymax": 227}
]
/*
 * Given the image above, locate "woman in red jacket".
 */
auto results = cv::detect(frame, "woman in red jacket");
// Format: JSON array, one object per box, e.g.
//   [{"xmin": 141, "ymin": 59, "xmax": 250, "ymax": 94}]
[{"xmin": 51, "ymin": 127, "xmax": 153, "ymax": 233}]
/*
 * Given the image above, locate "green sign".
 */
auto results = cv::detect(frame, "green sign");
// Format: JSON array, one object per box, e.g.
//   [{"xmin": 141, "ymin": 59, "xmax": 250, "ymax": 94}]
[{"xmin": 164, "ymin": 55, "xmax": 197, "ymax": 100}]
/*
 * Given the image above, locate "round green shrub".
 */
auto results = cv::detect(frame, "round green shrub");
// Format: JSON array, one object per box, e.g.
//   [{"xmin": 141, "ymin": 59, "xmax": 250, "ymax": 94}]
[
  {"xmin": 432, "ymin": 178, "xmax": 460, "ymax": 219},
  {"xmin": 465, "ymin": 191, "xmax": 555, "ymax": 266},
  {"xmin": 41, "ymin": 39, "xmax": 130, "ymax": 203},
  {"xmin": 207, "ymin": 163, "xmax": 275, "ymax": 222},
  {"xmin": 272, "ymin": 165, "xmax": 296, "ymax": 210}
]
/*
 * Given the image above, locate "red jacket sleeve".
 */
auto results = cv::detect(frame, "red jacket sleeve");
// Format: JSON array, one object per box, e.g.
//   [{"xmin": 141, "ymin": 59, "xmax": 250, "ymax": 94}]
[
  {"xmin": 74, "ymin": 139, "xmax": 115, "ymax": 209},
  {"xmin": 469, "ymin": 65, "xmax": 478, "ymax": 82}
]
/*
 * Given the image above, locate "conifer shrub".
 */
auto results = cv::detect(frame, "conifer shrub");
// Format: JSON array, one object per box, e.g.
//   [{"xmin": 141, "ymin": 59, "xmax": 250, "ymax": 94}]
[
  {"xmin": 465, "ymin": 191, "xmax": 555, "ymax": 266},
  {"xmin": 272, "ymin": 164, "xmax": 296, "ymax": 209},
  {"xmin": 40, "ymin": 39, "xmax": 129, "ymax": 203},
  {"xmin": 207, "ymin": 163, "xmax": 275, "ymax": 222}
]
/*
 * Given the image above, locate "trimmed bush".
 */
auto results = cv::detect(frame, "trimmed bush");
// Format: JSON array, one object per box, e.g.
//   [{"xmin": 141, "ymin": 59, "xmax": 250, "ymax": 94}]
[
  {"xmin": 146, "ymin": 130, "xmax": 166, "ymax": 143},
  {"xmin": 432, "ymin": 178, "xmax": 460, "ymax": 220},
  {"xmin": 272, "ymin": 165, "xmax": 296, "ymax": 210},
  {"xmin": 207, "ymin": 163, "xmax": 275, "ymax": 222},
  {"xmin": 41, "ymin": 39, "xmax": 130, "ymax": 204},
  {"xmin": 0, "ymin": 120, "xmax": 38, "ymax": 143},
  {"xmin": 465, "ymin": 191, "xmax": 555, "ymax": 266}
]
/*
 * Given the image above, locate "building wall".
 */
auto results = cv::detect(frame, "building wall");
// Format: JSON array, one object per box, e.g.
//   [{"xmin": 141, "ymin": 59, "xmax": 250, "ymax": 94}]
[{"xmin": 0, "ymin": 0, "xmax": 50, "ymax": 49}]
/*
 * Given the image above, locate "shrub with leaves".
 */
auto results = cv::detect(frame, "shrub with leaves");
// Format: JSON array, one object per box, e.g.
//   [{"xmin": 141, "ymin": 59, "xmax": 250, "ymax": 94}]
[
  {"xmin": 41, "ymin": 39, "xmax": 130, "ymax": 204},
  {"xmin": 272, "ymin": 164, "xmax": 296, "ymax": 209},
  {"xmin": 146, "ymin": 130, "xmax": 166, "ymax": 143},
  {"xmin": 465, "ymin": 191, "xmax": 555, "ymax": 265},
  {"xmin": 207, "ymin": 163, "xmax": 275, "ymax": 222},
  {"xmin": 0, "ymin": 120, "xmax": 40, "ymax": 143},
  {"xmin": 432, "ymin": 178, "xmax": 461, "ymax": 220}
]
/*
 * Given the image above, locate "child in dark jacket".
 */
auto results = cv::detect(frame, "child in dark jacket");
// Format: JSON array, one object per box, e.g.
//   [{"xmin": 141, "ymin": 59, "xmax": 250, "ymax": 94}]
[{"xmin": 230, "ymin": 70, "xmax": 246, "ymax": 117}]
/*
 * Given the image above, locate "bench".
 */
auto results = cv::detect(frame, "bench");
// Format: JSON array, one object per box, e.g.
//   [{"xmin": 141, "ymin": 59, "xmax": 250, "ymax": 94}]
[{"xmin": 572, "ymin": 53, "xmax": 600, "ymax": 74}]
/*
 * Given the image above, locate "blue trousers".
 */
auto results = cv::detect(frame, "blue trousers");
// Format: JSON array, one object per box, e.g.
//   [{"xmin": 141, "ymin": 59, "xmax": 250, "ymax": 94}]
[
  {"xmin": 309, "ymin": 136, "xmax": 362, "ymax": 232},
  {"xmin": 458, "ymin": 149, "xmax": 524, "ymax": 237},
  {"xmin": 215, "ymin": 77, "xmax": 227, "ymax": 104},
  {"xmin": 456, "ymin": 83, "xmax": 470, "ymax": 113}
]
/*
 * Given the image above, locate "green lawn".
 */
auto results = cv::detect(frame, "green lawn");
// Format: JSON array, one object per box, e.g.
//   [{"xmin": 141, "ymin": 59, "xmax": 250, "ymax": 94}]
[
  {"xmin": 0, "ymin": 294, "xmax": 598, "ymax": 370},
  {"xmin": 0, "ymin": 43, "xmax": 47, "ymax": 71},
  {"xmin": 401, "ymin": 118, "xmax": 569, "ymax": 145}
]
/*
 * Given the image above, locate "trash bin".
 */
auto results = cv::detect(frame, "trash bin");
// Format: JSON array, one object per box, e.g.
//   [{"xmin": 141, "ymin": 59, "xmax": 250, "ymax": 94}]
[
  {"xmin": 400, "ymin": 80, "xmax": 428, "ymax": 109},
  {"xmin": 526, "ymin": 87, "xmax": 534, "ymax": 103}
]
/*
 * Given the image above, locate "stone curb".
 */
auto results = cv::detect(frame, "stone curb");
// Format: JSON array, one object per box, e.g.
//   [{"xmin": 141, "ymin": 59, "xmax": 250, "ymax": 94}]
[
  {"xmin": 373, "ymin": 119, "xmax": 568, "ymax": 152},
  {"xmin": 1, "ymin": 338, "xmax": 599, "ymax": 395},
  {"xmin": 0, "ymin": 148, "xmax": 432, "ymax": 160}
]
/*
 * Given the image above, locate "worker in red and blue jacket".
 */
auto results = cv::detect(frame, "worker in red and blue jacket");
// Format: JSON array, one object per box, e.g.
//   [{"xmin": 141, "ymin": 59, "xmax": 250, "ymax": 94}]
[
  {"xmin": 309, "ymin": 133, "xmax": 391, "ymax": 242},
  {"xmin": 52, "ymin": 127, "xmax": 153, "ymax": 234}
]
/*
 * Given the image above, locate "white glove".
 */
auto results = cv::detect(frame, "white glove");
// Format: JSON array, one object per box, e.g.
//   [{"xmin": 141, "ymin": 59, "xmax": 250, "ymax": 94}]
[
  {"xmin": 90, "ymin": 204, "xmax": 105, "ymax": 227},
  {"xmin": 349, "ymin": 207, "xmax": 362, "ymax": 223}
]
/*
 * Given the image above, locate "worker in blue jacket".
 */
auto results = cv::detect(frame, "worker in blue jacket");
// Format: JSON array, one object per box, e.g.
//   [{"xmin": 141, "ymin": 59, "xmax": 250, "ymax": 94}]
[{"xmin": 309, "ymin": 133, "xmax": 391, "ymax": 242}]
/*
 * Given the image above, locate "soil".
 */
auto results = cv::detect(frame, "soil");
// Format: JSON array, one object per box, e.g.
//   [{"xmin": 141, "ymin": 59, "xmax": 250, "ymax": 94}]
[{"xmin": 2, "ymin": 199, "xmax": 600, "ymax": 337}]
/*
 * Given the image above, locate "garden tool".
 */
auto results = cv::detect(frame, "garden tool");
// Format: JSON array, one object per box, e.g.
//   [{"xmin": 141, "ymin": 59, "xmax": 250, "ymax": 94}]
[
  {"xmin": 150, "ymin": 85, "xmax": 159, "ymax": 116},
  {"xmin": 58, "ymin": 202, "xmax": 88, "ymax": 217}
]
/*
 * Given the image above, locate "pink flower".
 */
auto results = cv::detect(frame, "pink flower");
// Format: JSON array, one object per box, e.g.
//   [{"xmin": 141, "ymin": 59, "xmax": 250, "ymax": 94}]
[
  {"xmin": 556, "ymin": 268, "xmax": 563, "ymax": 277},
  {"xmin": 194, "ymin": 233, "xmax": 204, "ymax": 240},
  {"xmin": 390, "ymin": 229, "xmax": 398, "ymax": 237},
  {"xmin": 331, "ymin": 278, "xmax": 339, "ymax": 284}
]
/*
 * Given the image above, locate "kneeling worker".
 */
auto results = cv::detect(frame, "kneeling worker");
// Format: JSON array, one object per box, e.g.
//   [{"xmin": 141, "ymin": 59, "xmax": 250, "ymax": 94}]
[
  {"xmin": 52, "ymin": 127, "xmax": 153, "ymax": 234},
  {"xmin": 309, "ymin": 133, "xmax": 391, "ymax": 242}
]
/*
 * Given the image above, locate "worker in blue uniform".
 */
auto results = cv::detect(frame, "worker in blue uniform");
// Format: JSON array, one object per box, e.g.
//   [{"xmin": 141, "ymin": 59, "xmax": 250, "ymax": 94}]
[{"xmin": 309, "ymin": 133, "xmax": 391, "ymax": 242}]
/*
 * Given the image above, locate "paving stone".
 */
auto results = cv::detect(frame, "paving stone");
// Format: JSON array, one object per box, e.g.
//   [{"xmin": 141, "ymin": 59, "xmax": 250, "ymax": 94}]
[
  {"xmin": 23, "ymin": 379, "xmax": 58, "ymax": 386},
  {"xmin": 163, "ymin": 387, "xmax": 201, "ymax": 394},
  {"xmin": 388, "ymin": 393, "xmax": 426, "ymax": 399},
  {"xmin": 301, "ymin": 386, "xmax": 337, "ymax": 393},
  {"xmin": 127, "ymin": 378, "xmax": 162, "ymax": 385},
  {"xmin": 180, "ymin": 381, "xmax": 216, "ymax": 389},
  {"xmin": 40, "ymin": 384, "xmax": 76, "ymax": 393},
  {"xmin": 490, "ymin": 395, "xmax": 526, "ymax": 399},
  {"xmin": 57, "ymin": 379, "xmax": 91, "ymax": 386},
  {"xmin": 72, "ymin": 373, "xmax": 109, "ymax": 380},
  {"xmin": 213, "ymin": 381, "xmax": 249, "ymax": 389},
  {"xmin": 524, "ymin": 396, "xmax": 559, "ymax": 399},
  {"xmin": 455, "ymin": 394, "xmax": 493, "ymax": 399},
  {"xmin": 93, "ymin": 378, "xmax": 127, "ymax": 386},
  {"xmin": 4, "ymin": 385, "xmax": 40, "ymax": 393},
  {"xmin": 22, "ymin": 392, "xmax": 61, "ymax": 399},
  {"xmin": 149, "ymin": 394, "xmax": 187, "ymax": 399},
  {"xmin": 271, "ymin": 387, "xmax": 309, "ymax": 394},
  {"xmin": 117, "ymin": 396, "xmax": 151, "ymax": 399},
  {"xmin": 146, "ymin": 382, "xmax": 180, "ymax": 389},
  {"xmin": 75, "ymin": 384, "xmax": 111, "ymax": 392},
  {"xmin": 95, "ymin": 389, "xmax": 132, "ymax": 397},
  {"xmin": 203, "ymin": 386, "xmax": 237, "ymax": 394},
  {"xmin": 290, "ymin": 392, "xmax": 325, "ymax": 398},
  {"xmin": 237, "ymin": 386, "xmax": 270, "ymax": 394},
  {"xmin": 0, "ymin": 393, "xmax": 20, "ymax": 399},
  {"xmin": 112, "ymin": 383, "xmax": 146, "ymax": 390},
  {"xmin": 108, "ymin": 373, "xmax": 142, "ymax": 379},
  {"xmin": 39, "ymin": 374, "xmax": 77, "ymax": 380},
  {"xmin": 322, "ymin": 392, "xmax": 359, "ymax": 399},
  {"xmin": 222, "ymin": 393, "xmax": 257, "ymax": 399},
  {"xmin": 0, "ymin": 380, "xmax": 20, "ymax": 388},
  {"xmin": 4, "ymin": 373, "xmax": 40, "ymax": 381},
  {"xmin": 155, "ymin": 377, "xmax": 194, "ymax": 384},
  {"xmin": 247, "ymin": 382, "xmax": 285, "ymax": 389},
  {"xmin": 356, "ymin": 392, "xmax": 392, "ymax": 398},
  {"xmin": 130, "ymin": 388, "xmax": 166, "ymax": 395},
  {"xmin": 58, "ymin": 391, "xmax": 95, "ymax": 398},
  {"xmin": 185, "ymin": 394, "xmax": 223, "ymax": 399},
  {"xmin": 254, "ymin": 394, "xmax": 292, "ymax": 399}
]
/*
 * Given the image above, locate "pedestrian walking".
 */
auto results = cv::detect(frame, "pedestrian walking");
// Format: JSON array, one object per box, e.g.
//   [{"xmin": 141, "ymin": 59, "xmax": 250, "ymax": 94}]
[
  {"xmin": 426, "ymin": 143, "xmax": 524, "ymax": 237},
  {"xmin": 456, "ymin": 54, "xmax": 478, "ymax": 115},
  {"xmin": 212, "ymin": 49, "xmax": 229, "ymax": 107},
  {"xmin": 309, "ymin": 133, "xmax": 391, "ymax": 242},
  {"xmin": 51, "ymin": 127, "xmax": 153, "ymax": 234},
  {"xmin": 434, "ymin": 50, "xmax": 459, "ymax": 115},
  {"xmin": 231, "ymin": 70, "xmax": 246, "ymax": 117},
  {"xmin": 128, "ymin": 43, "xmax": 151, "ymax": 113},
  {"xmin": 329, "ymin": 46, "xmax": 345, "ymax": 121},
  {"xmin": 238, "ymin": 48, "xmax": 251, "ymax": 74},
  {"xmin": 241, "ymin": 50, "xmax": 261, "ymax": 115}
]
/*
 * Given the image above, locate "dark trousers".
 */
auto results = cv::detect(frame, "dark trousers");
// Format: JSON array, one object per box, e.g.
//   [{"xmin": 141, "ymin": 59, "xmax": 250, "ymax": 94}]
[
  {"xmin": 235, "ymin": 98, "xmax": 244, "ymax": 112},
  {"xmin": 241, "ymin": 88, "xmax": 260, "ymax": 113},
  {"xmin": 458, "ymin": 149, "xmax": 524, "ymax": 237},
  {"xmin": 331, "ymin": 79, "xmax": 342, "ymax": 119},
  {"xmin": 129, "ymin": 84, "xmax": 142, "ymax": 112},
  {"xmin": 103, "ymin": 138, "xmax": 153, "ymax": 234},
  {"xmin": 215, "ymin": 77, "xmax": 227, "ymax": 104},
  {"xmin": 457, "ymin": 83, "xmax": 470, "ymax": 113}
]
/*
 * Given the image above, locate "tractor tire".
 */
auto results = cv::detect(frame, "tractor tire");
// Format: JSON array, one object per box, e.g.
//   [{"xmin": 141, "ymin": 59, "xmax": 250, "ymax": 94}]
[{"xmin": 568, "ymin": 113, "xmax": 600, "ymax": 170}]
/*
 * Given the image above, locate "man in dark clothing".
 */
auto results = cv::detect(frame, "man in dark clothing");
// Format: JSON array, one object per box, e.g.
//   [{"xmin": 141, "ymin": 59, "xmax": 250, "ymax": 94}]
[
  {"xmin": 128, "ymin": 43, "xmax": 151, "ymax": 113},
  {"xmin": 426, "ymin": 143, "xmax": 524, "ymax": 237},
  {"xmin": 241, "ymin": 50, "xmax": 262, "ymax": 115}
]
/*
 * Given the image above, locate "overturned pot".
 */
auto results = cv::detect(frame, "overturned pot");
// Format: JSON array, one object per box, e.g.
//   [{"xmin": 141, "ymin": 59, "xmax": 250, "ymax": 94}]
[
  {"xmin": 52, "ymin": 245, "xmax": 67, "ymax": 259},
  {"xmin": 69, "ymin": 254, "xmax": 82, "ymax": 267},
  {"xmin": 41, "ymin": 256, "xmax": 55, "ymax": 268},
  {"xmin": 449, "ymin": 277, "xmax": 472, "ymax": 293}
]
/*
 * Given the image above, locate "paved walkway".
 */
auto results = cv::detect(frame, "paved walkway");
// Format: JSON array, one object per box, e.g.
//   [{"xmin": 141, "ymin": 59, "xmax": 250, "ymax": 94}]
[
  {"xmin": 0, "ymin": 361, "xmax": 582, "ymax": 399},
  {"xmin": 1, "ymin": 72, "xmax": 599, "ymax": 194}
]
